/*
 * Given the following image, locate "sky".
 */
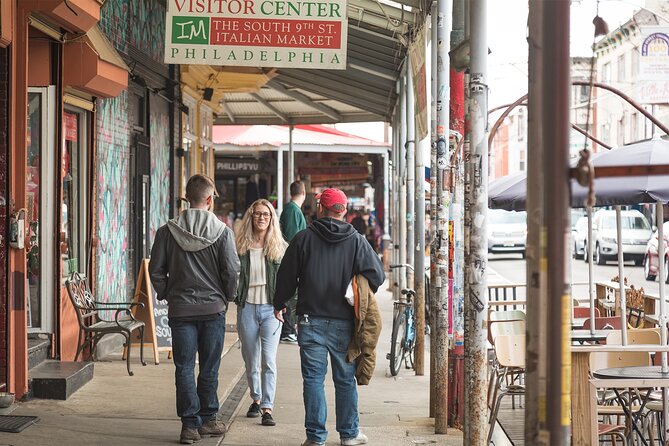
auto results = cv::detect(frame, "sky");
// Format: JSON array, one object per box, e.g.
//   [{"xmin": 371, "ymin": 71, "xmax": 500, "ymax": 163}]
[
  {"xmin": 337, "ymin": 0, "xmax": 652, "ymax": 141},
  {"xmin": 488, "ymin": 0, "xmax": 648, "ymax": 108}
]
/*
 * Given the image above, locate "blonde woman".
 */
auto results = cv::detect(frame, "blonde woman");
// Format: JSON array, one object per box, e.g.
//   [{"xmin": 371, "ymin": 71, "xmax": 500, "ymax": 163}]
[{"xmin": 235, "ymin": 199, "xmax": 287, "ymax": 427}]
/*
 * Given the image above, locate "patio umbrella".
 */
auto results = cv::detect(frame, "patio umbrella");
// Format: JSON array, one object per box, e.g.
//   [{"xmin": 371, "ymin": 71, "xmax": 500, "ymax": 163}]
[{"xmin": 489, "ymin": 138, "xmax": 669, "ymax": 211}]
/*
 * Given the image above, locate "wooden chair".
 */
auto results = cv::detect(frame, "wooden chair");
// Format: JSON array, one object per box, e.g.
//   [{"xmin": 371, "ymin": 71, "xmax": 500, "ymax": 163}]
[
  {"xmin": 65, "ymin": 272, "xmax": 147, "ymax": 376},
  {"xmin": 574, "ymin": 306, "xmax": 601, "ymax": 318},
  {"xmin": 487, "ymin": 320, "xmax": 525, "ymax": 409},
  {"xmin": 489, "ymin": 310, "xmax": 526, "ymax": 322},
  {"xmin": 582, "ymin": 317, "xmax": 622, "ymax": 331},
  {"xmin": 487, "ymin": 334, "xmax": 525, "ymax": 446}
]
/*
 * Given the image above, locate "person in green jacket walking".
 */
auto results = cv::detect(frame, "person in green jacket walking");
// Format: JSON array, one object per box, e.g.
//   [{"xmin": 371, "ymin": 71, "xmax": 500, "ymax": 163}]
[{"xmin": 278, "ymin": 181, "xmax": 306, "ymax": 343}]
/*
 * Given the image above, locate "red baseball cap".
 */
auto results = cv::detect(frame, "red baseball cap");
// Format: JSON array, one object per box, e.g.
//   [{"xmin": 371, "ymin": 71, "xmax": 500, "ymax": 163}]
[{"xmin": 316, "ymin": 188, "xmax": 348, "ymax": 213}]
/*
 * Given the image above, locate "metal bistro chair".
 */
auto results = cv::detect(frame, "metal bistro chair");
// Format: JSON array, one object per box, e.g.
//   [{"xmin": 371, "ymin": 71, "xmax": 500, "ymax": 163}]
[
  {"xmin": 487, "ymin": 319, "xmax": 525, "ymax": 411},
  {"xmin": 574, "ymin": 306, "xmax": 602, "ymax": 319},
  {"xmin": 65, "ymin": 272, "xmax": 147, "ymax": 376},
  {"xmin": 487, "ymin": 334, "xmax": 525, "ymax": 446}
]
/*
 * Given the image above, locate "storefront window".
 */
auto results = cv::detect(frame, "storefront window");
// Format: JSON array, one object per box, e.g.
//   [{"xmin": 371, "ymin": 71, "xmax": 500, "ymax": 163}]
[
  {"xmin": 62, "ymin": 109, "xmax": 87, "ymax": 278},
  {"xmin": 27, "ymin": 93, "xmax": 42, "ymax": 329}
]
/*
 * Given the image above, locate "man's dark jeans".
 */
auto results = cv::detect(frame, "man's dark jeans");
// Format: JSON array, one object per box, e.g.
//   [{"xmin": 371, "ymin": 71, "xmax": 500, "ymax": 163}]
[
  {"xmin": 280, "ymin": 296, "xmax": 297, "ymax": 338},
  {"xmin": 169, "ymin": 313, "xmax": 226, "ymax": 428}
]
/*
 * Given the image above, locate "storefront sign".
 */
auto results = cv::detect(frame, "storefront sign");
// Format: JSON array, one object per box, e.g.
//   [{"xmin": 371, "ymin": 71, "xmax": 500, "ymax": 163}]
[
  {"xmin": 64, "ymin": 112, "xmax": 78, "ymax": 142},
  {"xmin": 164, "ymin": 0, "xmax": 348, "ymax": 69},
  {"xmin": 215, "ymin": 157, "xmax": 262, "ymax": 174},
  {"xmin": 639, "ymin": 27, "xmax": 669, "ymax": 104}
]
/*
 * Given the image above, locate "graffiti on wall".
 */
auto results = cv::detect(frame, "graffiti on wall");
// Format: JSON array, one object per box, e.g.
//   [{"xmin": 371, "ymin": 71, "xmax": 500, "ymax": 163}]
[
  {"xmin": 130, "ymin": 0, "xmax": 166, "ymax": 63},
  {"xmin": 149, "ymin": 109, "xmax": 170, "ymax": 243},
  {"xmin": 99, "ymin": 0, "xmax": 129, "ymax": 54},
  {"xmin": 96, "ymin": 92, "xmax": 130, "ymax": 306}
]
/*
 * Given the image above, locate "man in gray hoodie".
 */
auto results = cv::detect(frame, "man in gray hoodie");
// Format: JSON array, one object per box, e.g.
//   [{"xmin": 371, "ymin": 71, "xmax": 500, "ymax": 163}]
[{"xmin": 150, "ymin": 174, "xmax": 240, "ymax": 445}]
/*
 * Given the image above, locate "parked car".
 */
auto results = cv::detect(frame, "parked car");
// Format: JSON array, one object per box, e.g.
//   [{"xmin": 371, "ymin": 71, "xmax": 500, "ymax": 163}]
[
  {"xmin": 586, "ymin": 209, "xmax": 652, "ymax": 266},
  {"xmin": 572, "ymin": 216, "xmax": 588, "ymax": 260},
  {"xmin": 487, "ymin": 209, "xmax": 527, "ymax": 258},
  {"xmin": 643, "ymin": 221, "xmax": 669, "ymax": 283}
]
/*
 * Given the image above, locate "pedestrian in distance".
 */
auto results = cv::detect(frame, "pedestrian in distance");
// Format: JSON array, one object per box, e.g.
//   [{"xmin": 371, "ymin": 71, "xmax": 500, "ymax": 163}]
[
  {"xmin": 234, "ymin": 199, "xmax": 288, "ymax": 427},
  {"xmin": 149, "ymin": 174, "xmax": 240, "ymax": 445},
  {"xmin": 278, "ymin": 180, "xmax": 307, "ymax": 344},
  {"xmin": 274, "ymin": 188, "xmax": 385, "ymax": 446}
]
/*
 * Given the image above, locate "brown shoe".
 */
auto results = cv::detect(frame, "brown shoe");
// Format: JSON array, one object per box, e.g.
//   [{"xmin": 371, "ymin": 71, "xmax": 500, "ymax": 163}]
[
  {"xmin": 180, "ymin": 425, "xmax": 201, "ymax": 444},
  {"xmin": 198, "ymin": 419, "xmax": 227, "ymax": 437}
]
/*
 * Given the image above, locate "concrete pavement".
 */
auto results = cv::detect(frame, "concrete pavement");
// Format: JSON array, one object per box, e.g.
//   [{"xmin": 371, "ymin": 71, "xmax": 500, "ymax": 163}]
[{"xmin": 0, "ymin": 284, "xmax": 464, "ymax": 445}]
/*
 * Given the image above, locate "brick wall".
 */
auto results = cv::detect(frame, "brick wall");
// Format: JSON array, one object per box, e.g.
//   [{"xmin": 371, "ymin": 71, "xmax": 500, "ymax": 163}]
[{"xmin": 0, "ymin": 46, "xmax": 9, "ymax": 385}]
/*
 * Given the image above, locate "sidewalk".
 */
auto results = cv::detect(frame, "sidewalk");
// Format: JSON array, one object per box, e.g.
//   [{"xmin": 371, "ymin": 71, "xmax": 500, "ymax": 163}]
[{"xmin": 0, "ymin": 284, "xmax": 464, "ymax": 445}]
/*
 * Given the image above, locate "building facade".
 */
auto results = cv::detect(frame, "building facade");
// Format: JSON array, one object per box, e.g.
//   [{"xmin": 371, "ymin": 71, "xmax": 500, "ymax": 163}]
[
  {"xmin": 0, "ymin": 0, "xmax": 179, "ymax": 398},
  {"xmin": 594, "ymin": 4, "xmax": 669, "ymax": 147}
]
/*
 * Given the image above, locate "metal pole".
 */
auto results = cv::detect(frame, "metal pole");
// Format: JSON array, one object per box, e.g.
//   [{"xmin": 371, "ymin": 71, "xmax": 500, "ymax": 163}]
[
  {"xmin": 383, "ymin": 150, "xmax": 390, "ymax": 238},
  {"xmin": 415, "ymin": 127, "xmax": 426, "ymax": 377},
  {"xmin": 429, "ymin": 1, "xmax": 438, "ymax": 418},
  {"xmin": 399, "ymin": 73, "xmax": 408, "ymax": 292},
  {"xmin": 615, "ymin": 205, "xmax": 628, "ymax": 346},
  {"xmin": 434, "ymin": 0, "xmax": 452, "ymax": 434},
  {"xmin": 407, "ymin": 60, "xmax": 416, "ymax": 290},
  {"xmin": 464, "ymin": 0, "xmax": 488, "ymax": 443},
  {"xmin": 277, "ymin": 145, "xmax": 284, "ymax": 215},
  {"xmin": 588, "ymin": 207, "xmax": 595, "ymax": 335},
  {"xmin": 288, "ymin": 124, "xmax": 295, "ymax": 187},
  {"xmin": 525, "ymin": 0, "xmax": 546, "ymax": 441},
  {"xmin": 389, "ymin": 115, "xmax": 399, "ymax": 293},
  {"xmin": 656, "ymin": 202, "xmax": 668, "ymax": 437},
  {"xmin": 448, "ymin": 0, "xmax": 465, "ymax": 429},
  {"xmin": 543, "ymin": 0, "xmax": 571, "ymax": 443}
]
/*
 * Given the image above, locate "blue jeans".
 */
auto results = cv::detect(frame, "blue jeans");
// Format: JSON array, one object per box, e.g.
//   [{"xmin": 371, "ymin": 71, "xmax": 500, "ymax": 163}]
[
  {"xmin": 169, "ymin": 313, "xmax": 226, "ymax": 428},
  {"xmin": 237, "ymin": 303, "xmax": 282, "ymax": 409},
  {"xmin": 298, "ymin": 316, "xmax": 359, "ymax": 444}
]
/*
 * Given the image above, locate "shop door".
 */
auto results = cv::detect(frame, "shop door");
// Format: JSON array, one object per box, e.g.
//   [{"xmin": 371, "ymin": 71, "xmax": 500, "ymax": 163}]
[
  {"xmin": 129, "ymin": 134, "xmax": 151, "ymax": 289},
  {"xmin": 26, "ymin": 87, "xmax": 56, "ymax": 334}
]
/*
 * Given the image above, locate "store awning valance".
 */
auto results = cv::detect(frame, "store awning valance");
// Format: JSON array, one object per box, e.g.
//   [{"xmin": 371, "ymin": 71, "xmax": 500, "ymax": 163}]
[
  {"xmin": 26, "ymin": 0, "xmax": 100, "ymax": 33},
  {"xmin": 63, "ymin": 25, "xmax": 128, "ymax": 98}
]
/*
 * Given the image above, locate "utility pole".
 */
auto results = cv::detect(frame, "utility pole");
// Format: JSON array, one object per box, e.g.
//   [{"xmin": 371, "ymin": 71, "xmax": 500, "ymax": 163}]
[
  {"xmin": 429, "ymin": 1, "xmax": 438, "ymax": 417},
  {"xmin": 542, "ymin": 0, "xmax": 571, "ymax": 444},
  {"xmin": 525, "ymin": 0, "xmax": 546, "ymax": 443},
  {"xmin": 415, "ymin": 121, "xmax": 426, "ymax": 377},
  {"xmin": 399, "ymin": 73, "xmax": 408, "ymax": 293},
  {"xmin": 464, "ymin": 0, "xmax": 488, "ymax": 443},
  {"xmin": 406, "ymin": 61, "xmax": 416, "ymax": 291},
  {"xmin": 448, "ymin": 0, "xmax": 465, "ymax": 429},
  {"xmin": 434, "ymin": 0, "xmax": 452, "ymax": 434}
]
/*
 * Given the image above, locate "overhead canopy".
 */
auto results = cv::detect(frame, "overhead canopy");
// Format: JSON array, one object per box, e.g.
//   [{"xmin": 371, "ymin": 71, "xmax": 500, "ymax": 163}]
[
  {"xmin": 214, "ymin": 124, "xmax": 389, "ymax": 153},
  {"xmin": 201, "ymin": 0, "xmax": 427, "ymax": 125}
]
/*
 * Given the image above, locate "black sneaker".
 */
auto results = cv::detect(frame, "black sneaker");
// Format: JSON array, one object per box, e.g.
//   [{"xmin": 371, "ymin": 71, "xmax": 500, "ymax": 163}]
[
  {"xmin": 261, "ymin": 412, "xmax": 276, "ymax": 426},
  {"xmin": 246, "ymin": 402, "xmax": 261, "ymax": 418}
]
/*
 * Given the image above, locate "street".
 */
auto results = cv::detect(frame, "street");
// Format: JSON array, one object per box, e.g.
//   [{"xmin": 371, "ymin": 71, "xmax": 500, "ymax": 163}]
[{"xmin": 488, "ymin": 252, "xmax": 664, "ymax": 299}]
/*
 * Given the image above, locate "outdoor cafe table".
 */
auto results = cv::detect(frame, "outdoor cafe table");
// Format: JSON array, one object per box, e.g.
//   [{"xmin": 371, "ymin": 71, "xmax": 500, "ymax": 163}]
[
  {"xmin": 572, "ymin": 345, "xmax": 669, "ymax": 446},
  {"xmin": 571, "ymin": 329, "xmax": 611, "ymax": 343},
  {"xmin": 592, "ymin": 366, "xmax": 669, "ymax": 446},
  {"xmin": 571, "ymin": 317, "xmax": 588, "ymax": 329}
]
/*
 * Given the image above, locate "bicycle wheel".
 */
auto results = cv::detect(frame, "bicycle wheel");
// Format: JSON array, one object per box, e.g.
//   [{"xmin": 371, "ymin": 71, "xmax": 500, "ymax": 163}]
[{"xmin": 389, "ymin": 310, "xmax": 407, "ymax": 376}]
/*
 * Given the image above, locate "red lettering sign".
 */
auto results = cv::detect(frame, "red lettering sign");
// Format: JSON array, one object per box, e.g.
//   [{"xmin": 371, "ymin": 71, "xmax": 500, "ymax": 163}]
[{"xmin": 210, "ymin": 18, "xmax": 341, "ymax": 49}]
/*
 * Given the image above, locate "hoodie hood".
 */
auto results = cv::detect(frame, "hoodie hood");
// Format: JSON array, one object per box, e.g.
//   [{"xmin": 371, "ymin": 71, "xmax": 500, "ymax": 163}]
[
  {"xmin": 167, "ymin": 209, "xmax": 226, "ymax": 252},
  {"xmin": 309, "ymin": 218, "xmax": 358, "ymax": 244}
]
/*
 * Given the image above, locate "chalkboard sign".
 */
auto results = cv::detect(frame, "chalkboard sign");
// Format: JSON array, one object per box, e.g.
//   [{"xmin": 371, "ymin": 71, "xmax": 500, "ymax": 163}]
[{"xmin": 124, "ymin": 259, "xmax": 172, "ymax": 364}]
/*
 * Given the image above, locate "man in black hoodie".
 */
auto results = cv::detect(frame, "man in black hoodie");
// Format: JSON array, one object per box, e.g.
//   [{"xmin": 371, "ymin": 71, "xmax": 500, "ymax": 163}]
[
  {"xmin": 150, "ymin": 174, "xmax": 240, "ymax": 445},
  {"xmin": 274, "ymin": 188, "xmax": 385, "ymax": 446}
]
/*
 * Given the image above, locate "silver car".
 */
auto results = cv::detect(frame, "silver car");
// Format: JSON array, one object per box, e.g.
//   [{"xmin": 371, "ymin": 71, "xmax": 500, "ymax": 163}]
[
  {"xmin": 572, "ymin": 216, "xmax": 588, "ymax": 259},
  {"xmin": 587, "ymin": 209, "xmax": 652, "ymax": 266},
  {"xmin": 487, "ymin": 209, "xmax": 527, "ymax": 258}
]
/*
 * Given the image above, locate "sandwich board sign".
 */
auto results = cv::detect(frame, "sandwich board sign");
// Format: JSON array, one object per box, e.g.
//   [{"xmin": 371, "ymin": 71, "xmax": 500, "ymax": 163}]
[
  {"xmin": 124, "ymin": 259, "xmax": 172, "ymax": 364},
  {"xmin": 164, "ymin": 0, "xmax": 348, "ymax": 69}
]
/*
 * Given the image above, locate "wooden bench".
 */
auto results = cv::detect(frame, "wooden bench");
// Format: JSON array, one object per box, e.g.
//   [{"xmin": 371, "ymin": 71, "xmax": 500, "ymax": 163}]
[{"xmin": 65, "ymin": 272, "xmax": 147, "ymax": 376}]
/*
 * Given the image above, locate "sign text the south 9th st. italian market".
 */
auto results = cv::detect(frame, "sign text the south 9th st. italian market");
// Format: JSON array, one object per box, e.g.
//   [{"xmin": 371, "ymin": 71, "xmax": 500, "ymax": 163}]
[{"xmin": 165, "ymin": 0, "xmax": 348, "ymax": 69}]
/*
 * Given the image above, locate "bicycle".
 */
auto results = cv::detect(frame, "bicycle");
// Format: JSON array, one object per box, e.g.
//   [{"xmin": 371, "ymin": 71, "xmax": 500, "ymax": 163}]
[{"xmin": 387, "ymin": 264, "xmax": 417, "ymax": 376}]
